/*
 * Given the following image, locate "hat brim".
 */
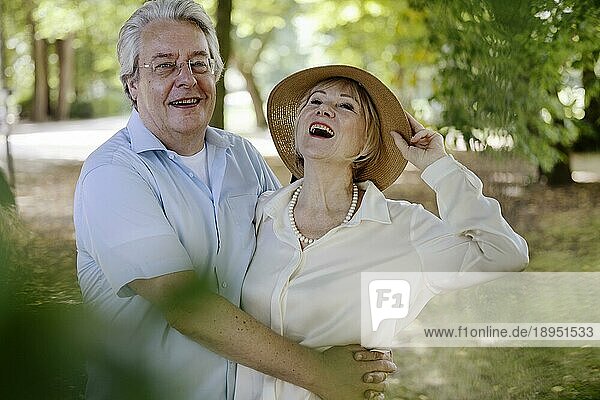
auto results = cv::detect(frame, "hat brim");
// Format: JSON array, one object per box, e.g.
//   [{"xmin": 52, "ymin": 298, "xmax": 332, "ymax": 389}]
[{"xmin": 267, "ymin": 65, "xmax": 412, "ymax": 190}]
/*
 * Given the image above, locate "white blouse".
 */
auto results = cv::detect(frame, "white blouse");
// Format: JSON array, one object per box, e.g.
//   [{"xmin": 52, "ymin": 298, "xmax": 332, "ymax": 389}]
[{"xmin": 234, "ymin": 155, "xmax": 529, "ymax": 400}]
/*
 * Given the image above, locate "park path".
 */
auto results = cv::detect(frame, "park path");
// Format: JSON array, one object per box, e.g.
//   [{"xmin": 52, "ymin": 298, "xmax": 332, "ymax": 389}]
[
  {"xmin": 5, "ymin": 115, "xmax": 278, "ymax": 162},
  {"xmin": 4, "ymin": 116, "xmax": 598, "ymax": 181}
]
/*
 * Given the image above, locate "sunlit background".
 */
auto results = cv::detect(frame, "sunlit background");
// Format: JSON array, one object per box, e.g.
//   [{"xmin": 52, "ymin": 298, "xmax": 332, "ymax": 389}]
[
  {"xmin": 1, "ymin": 1, "xmax": 599, "ymax": 399},
  {"xmin": 1, "ymin": 0, "xmax": 598, "ymax": 172}
]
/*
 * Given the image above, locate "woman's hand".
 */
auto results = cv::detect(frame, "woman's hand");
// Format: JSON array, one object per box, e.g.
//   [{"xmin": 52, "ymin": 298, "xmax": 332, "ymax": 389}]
[
  {"xmin": 391, "ymin": 112, "xmax": 447, "ymax": 171},
  {"xmin": 313, "ymin": 345, "xmax": 396, "ymax": 400}
]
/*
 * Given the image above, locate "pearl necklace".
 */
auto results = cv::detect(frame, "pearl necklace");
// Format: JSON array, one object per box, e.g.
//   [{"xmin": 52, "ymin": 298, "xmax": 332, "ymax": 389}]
[{"xmin": 288, "ymin": 183, "xmax": 359, "ymax": 245}]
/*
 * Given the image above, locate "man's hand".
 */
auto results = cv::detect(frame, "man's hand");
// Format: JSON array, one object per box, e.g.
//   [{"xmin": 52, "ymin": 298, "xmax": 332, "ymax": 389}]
[
  {"xmin": 312, "ymin": 345, "xmax": 396, "ymax": 400},
  {"xmin": 391, "ymin": 112, "xmax": 447, "ymax": 171},
  {"xmin": 355, "ymin": 348, "xmax": 393, "ymax": 386}
]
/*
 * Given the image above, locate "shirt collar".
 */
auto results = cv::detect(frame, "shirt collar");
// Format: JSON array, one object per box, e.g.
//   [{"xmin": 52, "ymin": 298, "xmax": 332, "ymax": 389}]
[
  {"xmin": 127, "ymin": 110, "xmax": 166, "ymax": 153},
  {"xmin": 262, "ymin": 179, "xmax": 391, "ymax": 225},
  {"xmin": 205, "ymin": 126, "xmax": 233, "ymax": 149},
  {"xmin": 126, "ymin": 109, "xmax": 232, "ymax": 154},
  {"xmin": 351, "ymin": 180, "xmax": 392, "ymax": 225},
  {"xmin": 262, "ymin": 179, "xmax": 303, "ymax": 220}
]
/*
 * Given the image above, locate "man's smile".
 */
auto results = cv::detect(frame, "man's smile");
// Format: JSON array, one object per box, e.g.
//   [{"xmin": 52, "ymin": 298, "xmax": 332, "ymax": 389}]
[{"xmin": 169, "ymin": 97, "xmax": 202, "ymax": 107}]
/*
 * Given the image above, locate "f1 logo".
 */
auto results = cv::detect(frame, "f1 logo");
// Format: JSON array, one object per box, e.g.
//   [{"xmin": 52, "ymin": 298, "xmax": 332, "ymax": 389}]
[{"xmin": 369, "ymin": 279, "xmax": 411, "ymax": 331}]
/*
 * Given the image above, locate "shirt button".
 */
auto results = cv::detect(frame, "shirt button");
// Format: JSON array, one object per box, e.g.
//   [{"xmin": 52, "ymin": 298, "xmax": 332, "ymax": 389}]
[
  {"xmin": 221, "ymin": 282, "xmax": 228, "ymax": 288},
  {"xmin": 188, "ymin": 172, "xmax": 194, "ymax": 178},
  {"xmin": 168, "ymin": 154, "xmax": 175, "ymax": 160}
]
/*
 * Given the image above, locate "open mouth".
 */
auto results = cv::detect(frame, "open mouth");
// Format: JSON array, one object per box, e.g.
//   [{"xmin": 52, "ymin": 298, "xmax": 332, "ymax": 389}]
[
  {"xmin": 309, "ymin": 123, "xmax": 335, "ymax": 139},
  {"xmin": 169, "ymin": 98, "xmax": 201, "ymax": 107}
]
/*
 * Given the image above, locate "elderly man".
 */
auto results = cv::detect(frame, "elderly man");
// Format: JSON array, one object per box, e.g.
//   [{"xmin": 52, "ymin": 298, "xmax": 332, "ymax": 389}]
[{"xmin": 74, "ymin": 1, "xmax": 394, "ymax": 399}]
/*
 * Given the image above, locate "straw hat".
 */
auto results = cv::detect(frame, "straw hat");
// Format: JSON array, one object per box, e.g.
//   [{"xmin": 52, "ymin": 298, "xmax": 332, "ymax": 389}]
[{"xmin": 267, "ymin": 64, "xmax": 412, "ymax": 190}]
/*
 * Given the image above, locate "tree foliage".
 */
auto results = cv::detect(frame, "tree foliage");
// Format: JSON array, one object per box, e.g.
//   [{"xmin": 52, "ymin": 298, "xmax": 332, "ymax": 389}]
[
  {"xmin": 71, "ymin": 1, "xmax": 141, "ymax": 117},
  {"xmin": 230, "ymin": 0, "xmax": 305, "ymax": 127},
  {"xmin": 302, "ymin": 0, "xmax": 433, "ymax": 100},
  {"xmin": 1, "ymin": 0, "xmax": 597, "ymax": 177},
  {"xmin": 0, "ymin": 0, "xmax": 139, "ymax": 119},
  {"xmin": 311, "ymin": 0, "xmax": 599, "ymax": 178},
  {"xmin": 415, "ymin": 0, "xmax": 600, "ymax": 173}
]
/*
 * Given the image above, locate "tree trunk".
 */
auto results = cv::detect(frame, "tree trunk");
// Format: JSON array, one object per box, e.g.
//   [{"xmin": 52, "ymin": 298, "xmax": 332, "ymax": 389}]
[
  {"xmin": 0, "ymin": 3, "xmax": 6, "ymax": 90},
  {"xmin": 573, "ymin": 63, "xmax": 600, "ymax": 152},
  {"xmin": 239, "ymin": 67, "xmax": 267, "ymax": 128},
  {"xmin": 210, "ymin": 0, "xmax": 232, "ymax": 130},
  {"xmin": 0, "ymin": 167, "xmax": 15, "ymax": 208},
  {"xmin": 32, "ymin": 23, "xmax": 49, "ymax": 122},
  {"xmin": 543, "ymin": 143, "xmax": 573, "ymax": 186},
  {"xmin": 544, "ymin": 159, "xmax": 572, "ymax": 186},
  {"xmin": 0, "ymin": 9, "xmax": 15, "ymax": 200},
  {"xmin": 57, "ymin": 36, "xmax": 75, "ymax": 120}
]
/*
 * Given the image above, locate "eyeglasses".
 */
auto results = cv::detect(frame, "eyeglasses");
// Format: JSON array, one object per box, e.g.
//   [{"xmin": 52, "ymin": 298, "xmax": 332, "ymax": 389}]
[{"xmin": 140, "ymin": 56, "xmax": 215, "ymax": 78}]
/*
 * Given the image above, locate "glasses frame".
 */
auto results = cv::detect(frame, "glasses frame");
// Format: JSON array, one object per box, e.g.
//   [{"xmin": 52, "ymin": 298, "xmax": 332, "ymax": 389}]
[{"xmin": 139, "ymin": 56, "xmax": 215, "ymax": 78}]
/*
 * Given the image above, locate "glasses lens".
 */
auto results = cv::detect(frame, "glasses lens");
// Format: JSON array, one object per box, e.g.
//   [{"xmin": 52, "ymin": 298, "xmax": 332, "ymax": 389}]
[
  {"xmin": 152, "ymin": 61, "xmax": 177, "ymax": 77},
  {"xmin": 189, "ymin": 57, "xmax": 212, "ymax": 74}
]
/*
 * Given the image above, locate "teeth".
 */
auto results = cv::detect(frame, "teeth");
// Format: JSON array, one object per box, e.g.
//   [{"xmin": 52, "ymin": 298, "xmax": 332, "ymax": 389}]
[
  {"xmin": 171, "ymin": 98, "xmax": 199, "ymax": 105},
  {"xmin": 309, "ymin": 123, "xmax": 334, "ymax": 138}
]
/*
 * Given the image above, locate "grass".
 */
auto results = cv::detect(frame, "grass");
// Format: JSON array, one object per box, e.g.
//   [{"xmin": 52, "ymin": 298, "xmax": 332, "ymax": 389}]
[
  {"xmin": 525, "ymin": 207, "xmax": 600, "ymax": 272},
  {"xmin": 389, "ymin": 347, "xmax": 599, "ymax": 399},
  {"xmin": 1, "ymin": 154, "xmax": 599, "ymax": 399}
]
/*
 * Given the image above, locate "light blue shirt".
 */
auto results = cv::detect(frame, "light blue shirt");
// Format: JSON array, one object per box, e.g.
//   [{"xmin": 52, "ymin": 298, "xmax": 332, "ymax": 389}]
[{"xmin": 74, "ymin": 110, "xmax": 280, "ymax": 400}]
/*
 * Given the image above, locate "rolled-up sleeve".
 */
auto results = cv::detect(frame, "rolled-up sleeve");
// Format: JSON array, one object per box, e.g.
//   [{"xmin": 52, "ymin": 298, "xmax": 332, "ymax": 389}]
[
  {"xmin": 410, "ymin": 155, "xmax": 529, "ymax": 293},
  {"xmin": 77, "ymin": 164, "xmax": 193, "ymax": 297}
]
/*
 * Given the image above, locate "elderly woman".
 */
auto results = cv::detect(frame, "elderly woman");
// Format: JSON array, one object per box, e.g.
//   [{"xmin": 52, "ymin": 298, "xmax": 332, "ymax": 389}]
[{"xmin": 234, "ymin": 65, "xmax": 529, "ymax": 400}]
